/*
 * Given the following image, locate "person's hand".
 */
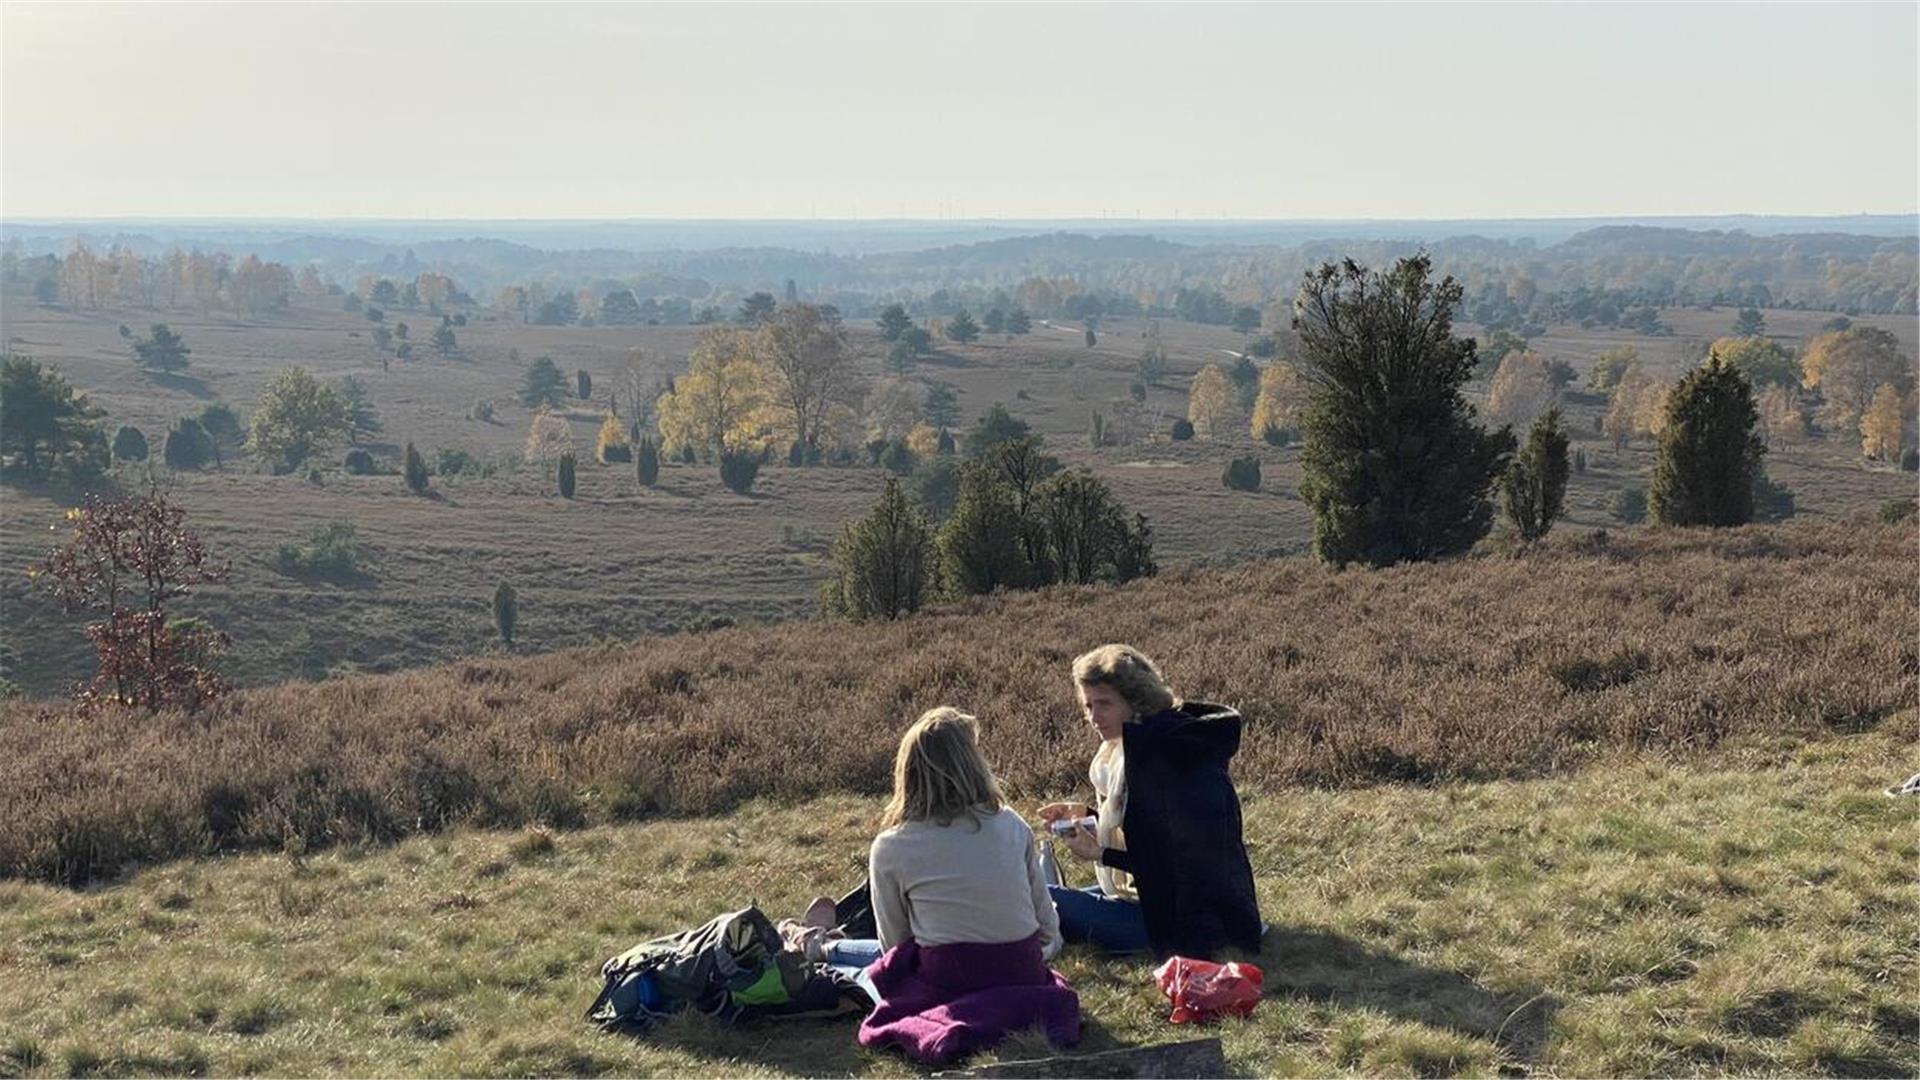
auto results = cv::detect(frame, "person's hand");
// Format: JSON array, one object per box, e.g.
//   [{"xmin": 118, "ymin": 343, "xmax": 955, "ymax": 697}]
[
  {"xmin": 1062, "ymin": 824, "xmax": 1103, "ymax": 862},
  {"xmin": 1037, "ymin": 802, "xmax": 1090, "ymax": 824}
]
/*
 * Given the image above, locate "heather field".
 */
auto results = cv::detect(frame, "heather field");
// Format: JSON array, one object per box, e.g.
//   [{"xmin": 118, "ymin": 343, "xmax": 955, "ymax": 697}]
[{"xmin": 2, "ymin": 300, "xmax": 1914, "ymax": 698}]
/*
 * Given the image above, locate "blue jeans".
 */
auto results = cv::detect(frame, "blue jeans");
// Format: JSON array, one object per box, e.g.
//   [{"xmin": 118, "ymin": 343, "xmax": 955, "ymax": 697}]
[
  {"xmin": 822, "ymin": 937, "xmax": 884, "ymax": 1001},
  {"xmin": 1049, "ymin": 884, "xmax": 1150, "ymax": 953}
]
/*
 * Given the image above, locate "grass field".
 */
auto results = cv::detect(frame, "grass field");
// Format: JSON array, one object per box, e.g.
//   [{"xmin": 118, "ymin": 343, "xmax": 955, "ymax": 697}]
[
  {"xmin": 2, "ymin": 299, "xmax": 1913, "ymax": 698},
  {"xmin": 1, "ymin": 722, "xmax": 1911, "ymax": 1078}
]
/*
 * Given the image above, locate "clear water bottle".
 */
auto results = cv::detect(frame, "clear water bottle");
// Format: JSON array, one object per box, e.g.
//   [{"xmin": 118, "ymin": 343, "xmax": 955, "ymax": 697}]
[{"xmin": 1038, "ymin": 837, "xmax": 1063, "ymax": 887}]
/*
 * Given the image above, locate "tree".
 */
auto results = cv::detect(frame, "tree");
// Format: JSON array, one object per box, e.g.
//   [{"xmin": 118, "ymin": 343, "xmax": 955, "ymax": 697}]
[
  {"xmin": 1227, "ymin": 355, "xmax": 1260, "ymax": 410},
  {"xmin": 1587, "ymin": 347, "xmax": 1640, "ymax": 392},
  {"xmin": 1230, "ymin": 305, "xmax": 1262, "ymax": 335},
  {"xmin": 248, "ymin": 367, "xmax": 349, "ymax": 469},
  {"xmin": 1, "ymin": 355, "xmax": 104, "ymax": 480},
  {"xmin": 865, "ymin": 379, "xmax": 923, "ymax": 444},
  {"xmin": 493, "ymin": 582, "xmax": 517, "ymax": 647},
  {"xmin": 877, "ymin": 303, "xmax": 913, "ymax": 342},
  {"xmin": 1222, "ymin": 456, "xmax": 1262, "ymax": 491},
  {"xmin": 576, "ymin": 369, "xmax": 593, "ymax": 401},
  {"xmin": 1731, "ymin": 307, "xmax": 1765, "ymax": 337},
  {"xmin": 600, "ymin": 290, "xmax": 643, "ymax": 325},
  {"xmin": 1293, "ymin": 256, "xmax": 1514, "ymax": 567},
  {"xmin": 656, "ymin": 327, "xmax": 777, "ymax": 458},
  {"xmin": 131, "ymin": 324, "xmax": 191, "ymax": 373},
  {"xmin": 112, "ymin": 425, "xmax": 149, "ymax": 463},
  {"xmin": 163, "ymin": 418, "xmax": 215, "ymax": 470},
  {"xmin": 946, "ymin": 309, "xmax": 980, "ymax": 344},
  {"xmin": 938, "ymin": 462, "xmax": 1033, "ymax": 595},
  {"xmin": 1170, "ymin": 418, "xmax": 1194, "ymax": 441},
  {"xmin": 394, "ymin": 321, "xmax": 410, "ymax": 341},
  {"xmin": 963, "ymin": 403, "xmax": 1032, "ymax": 458},
  {"xmin": 886, "ymin": 338, "xmax": 918, "ymax": 376},
  {"xmin": 557, "ymin": 451, "xmax": 577, "ymax": 499},
  {"xmin": 337, "ymin": 376, "xmax": 380, "ymax": 444},
  {"xmin": 737, "ymin": 291, "xmax": 777, "ymax": 325},
  {"xmin": 1084, "ymin": 327, "xmax": 1097, "ymax": 348},
  {"xmin": 1502, "ymin": 408, "xmax": 1570, "ymax": 542},
  {"xmin": 1475, "ymin": 328, "xmax": 1528, "ymax": 376},
  {"xmin": 718, "ymin": 448, "xmax": 760, "ymax": 494},
  {"xmin": 1650, "ymin": 353, "xmax": 1764, "ymax": 527},
  {"xmin": 372, "ymin": 324, "xmax": 394, "ymax": 352},
  {"xmin": 924, "ymin": 382, "xmax": 960, "ymax": 429},
  {"xmin": 404, "ymin": 441, "xmax": 429, "ymax": 494},
  {"xmin": 34, "ymin": 487, "xmax": 229, "ymax": 712},
  {"xmin": 524, "ymin": 407, "xmax": 574, "ymax": 468},
  {"xmin": 824, "ymin": 479, "xmax": 937, "ymax": 621},
  {"xmin": 760, "ymin": 303, "xmax": 861, "ymax": 458},
  {"xmin": 594, "ymin": 415, "xmax": 631, "ymax": 463},
  {"xmin": 432, "ymin": 323, "xmax": 457, "ymax": 356},
  {"xmin": 1705, "ymin": 336, "xmax": 1796, "ymax": 390},
  {"xmin": 1137, "ymin": 323, "xmax": 1168, "ymax": 385},
  {"xmin": 982, "ymin": 308, "xmax": 1006, "ymax": 335},
  {"xmin": 1801, "ymin": 326, "xmax": 1912, "ymax": 428},
  {"xmin": 1861, "ymin": 383, "xmax": 1906, "ymax": 461},
  {"xmin": 1250, "ymin": 361, "xmax": 1307, "ymax": 444},
  {"xmin": 1755, "ymin": 385, "xmax": 1808, "ymax": 446},
  {"xmin": 635, "ymin": 433, "xmax": 660, "ymax": 486},
  {"xmin": 1486, "ymin": 349, "xmax": 1556, "ymax": 427},
  {"xmin": 1036, "ymin": 469, "xmax": 1152, "ymax": 584},
  {"xmin": 533, "ymin": 292, "xmax": 578, "ymax": 325},
  {"xmin": 1004, "ymin": 308, "xmax": 1032, "ymax": 335},
  {"xmin": 519, "ymin": 357, "xmax": 568, "ymax": 408},
  {"xmin": 1186, "ymin": 364, "xmax": 1234, "ymax": 440}
]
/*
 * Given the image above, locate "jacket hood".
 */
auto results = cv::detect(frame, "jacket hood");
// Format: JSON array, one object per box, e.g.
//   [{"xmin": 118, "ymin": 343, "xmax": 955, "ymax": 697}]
[{"xmin": 1135, "ymin": 700, "xmax": 1242, "ymax": 763}]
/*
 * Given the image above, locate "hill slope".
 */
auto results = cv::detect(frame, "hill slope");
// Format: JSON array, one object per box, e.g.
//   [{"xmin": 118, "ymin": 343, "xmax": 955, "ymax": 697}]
[{"xmin": 2, "ymin": 522, "xmax": 1912, "ymax": 887}]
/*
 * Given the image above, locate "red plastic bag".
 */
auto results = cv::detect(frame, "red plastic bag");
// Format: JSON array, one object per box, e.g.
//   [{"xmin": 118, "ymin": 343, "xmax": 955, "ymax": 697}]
[{"xmin": 1153, "ymin": 956, "xmax": 1264, "ymax": 1024}]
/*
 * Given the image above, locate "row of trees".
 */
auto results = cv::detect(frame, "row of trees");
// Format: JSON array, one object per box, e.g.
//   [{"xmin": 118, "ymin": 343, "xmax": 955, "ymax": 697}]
[{"xmin": 13, "ymin": 243, "xmax": 301, "ymax": 315}]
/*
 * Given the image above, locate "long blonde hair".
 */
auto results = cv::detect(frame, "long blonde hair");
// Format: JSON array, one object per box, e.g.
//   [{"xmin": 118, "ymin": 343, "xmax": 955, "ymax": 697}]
[
  {"xmin": 880, "ymin": 707, "xmax": 1005, "ymax": 829},
  {"xmin": 1072, "ymin": 644, "xmax": 1178, "ymax": 718}
]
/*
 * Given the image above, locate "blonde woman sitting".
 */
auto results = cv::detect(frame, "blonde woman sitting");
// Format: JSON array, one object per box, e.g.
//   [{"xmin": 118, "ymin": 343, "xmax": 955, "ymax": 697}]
[
  {"xmin": 839, "ymin": 707, "xmax": 1078, "ymax": 1065},
  {"xmin": 1039, "ymin": 644, "xmax": 1263, "ymax": 959}
]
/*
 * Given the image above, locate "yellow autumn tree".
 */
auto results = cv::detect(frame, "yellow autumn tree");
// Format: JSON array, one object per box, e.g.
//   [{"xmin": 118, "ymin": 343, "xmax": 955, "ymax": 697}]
[
  {"xmin": 655, "ymin": 327, "xmax": 777, "ymax": 457},
  {"xmin": 1187, "ymin": 364, "xmax": 1234, "ymax": 439},
  {"xmin": 594, "ymin": 415, "xmax": 631, "ymax": 464},
  {"xmin": 1860, "ymin": 383, "xmax": 1905, "ymax": 460},
  {"xmin": 1249, "ymin": 361, "xmax": 1307, "ymax": 443},
  {"xmin": 1486, "ymin": 349, "xmax": 1556, "ymax": 427},
  {"xmin": 863, "ymin": 379, "xmax": 922, "ymax": 444},
  {"xmin": 524, "ymin": 407, "xmax": 573, "ymax": 466},
  {"xmin": 1802, "ymin": 326, "xmax": 1913, "ymax": 427},
  {"xmin": 905, "ymin": 422, "xmax": 941, "ymax": 458}
]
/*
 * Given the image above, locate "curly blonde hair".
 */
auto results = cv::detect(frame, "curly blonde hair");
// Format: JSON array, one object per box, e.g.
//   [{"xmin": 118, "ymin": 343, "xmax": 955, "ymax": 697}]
[
  {"xmin": 880, "ymin": 707, "xmax": 1005, "ymax": 829},
  {"xmin": 1071, "ymin": 644, "xmax": 1178, "ymax": 718}
]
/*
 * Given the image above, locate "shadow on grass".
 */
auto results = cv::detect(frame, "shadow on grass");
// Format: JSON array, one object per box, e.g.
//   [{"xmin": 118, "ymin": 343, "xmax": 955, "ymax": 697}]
[
  {"xmin": 144, "ymin": 369, "xmax": 219, "ymax": 400},
  {"xmin": 1259, "ymin": 927, "xmax": 1560, "ymax": 1065},
  {"xmin": 625, "ymin": 1010, "xmax": 1125, "ymax": 1077}
]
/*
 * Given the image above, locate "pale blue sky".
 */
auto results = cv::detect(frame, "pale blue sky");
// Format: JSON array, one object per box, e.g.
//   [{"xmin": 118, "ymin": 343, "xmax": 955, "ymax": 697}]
[{"xmin": 3, "ymin": 2, "xmax": 1914, "ymax": 220}]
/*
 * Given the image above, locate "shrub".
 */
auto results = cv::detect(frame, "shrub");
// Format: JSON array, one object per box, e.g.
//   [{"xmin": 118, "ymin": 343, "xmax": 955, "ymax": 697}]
[
  {"xmin": 937, "ymin": 428, "xmax": 956, "ymax": 456},
  {"xmin": 908, "ymin": 457, "xmax": 962, "ymax": 520},
  {"xmin": 595, "ymin": 416, "xmax": 631, "ymax": 464},
  {"xmin": 1171, "ymin": 418, "xmax": 1194, "ymax": 441},
  {"xmin": 1650, "ymin": 353, "xmax": 1764, "ymax": 527},
  {"xmin": 344, "ymin": 448, "xmax": 376, "ymax": 475},
  {"xmin": 1223, "ymin": 456, "xmax": 1262, "ymax": 492},
  {"xmin": 435, "ymin": 448, "xmax": 476, "ymax": 477},
  {"xmin": 403, "ymin": 442, "xmax": 429, "ymax": 494},
  {"xmin": 275, "ymin": 520, "xmax": 362, "ymax": 581},
  {"xmin": 493, "ymin": 582, "xmax": 517, "ymax": 646},
  {"xmin": 1502, "ymin": 408, "xmax": 1570, "ymax": 542},
  {"xmin": 1089, "ymin": 411, "xmax": 1106, "ymax": 448},
  {"xmin": 964, "ymin": 404, "xmax": 1032, "ymax": 458},
  {"xmin": 719, "ymin": 448, "xmax": 760, "ymax": 494},
  {"xmin": 470, "ymin": 399, "xmax": 495, "ymax": 423},
  {"xmin": 1295, "ymin": 256, "xmax": 1514, "ymax": 566},
  {"xmin": 576, "ymin": 369, "xmax": 592, "ymax": 401},
  {"xmin": 557, "ymin": 452, "xmax": 576, "ymax": 499},
  {"xmin": 1573, "ymin": 448, "xmax": 1587, "ymax": 474},
  {"xmin": 112, "ymin": 425, "xmax": 148, "ymax": 463},
  {"xmin": 1877, "ymin": 498, "xmax": 1917, "ymax": 524},
  {"xmin": 1037, "ymin": 469, "xmax": 1156, "ymax": 584},
  {"xmin": 1902, "ymin": 447, "xmax": 1918, "ymax": 472},
  {"xmin": 635, "ymin": 435, "xmax": 660, "ymax": 486},
  {"xmin": 1751, "ymin": 471, "xmax": 1795, "ymax": 522},
  {"xmin": 163, "ymin": 418, "xmax": 215, "ymax": 470},
  {"xmin": 879, "ymin": 439, "xmax": 915, "ymax": 476},
  {"xmin": 823, "ymin": 479, "xmax": 937, "ymax": 621},
  {"xmin": 938, "ymin": 462, "xmax": 1033, "ymax": 595},
  {"xmin": 1612, "ymin": 487, "xmax": 1648, "ymax": 524}
]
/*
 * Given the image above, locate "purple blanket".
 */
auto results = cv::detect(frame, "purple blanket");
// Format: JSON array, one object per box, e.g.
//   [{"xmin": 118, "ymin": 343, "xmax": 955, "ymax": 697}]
[{"xmin": 856, "ymin": 934, "xmax": 1080, "ymax": 1065}]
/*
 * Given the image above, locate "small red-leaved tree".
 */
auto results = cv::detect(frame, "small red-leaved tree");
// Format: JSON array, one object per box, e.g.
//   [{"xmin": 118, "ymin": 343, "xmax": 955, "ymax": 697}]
[{"xmin": 34, "ymin": 486, "xmax": 230, "ymax": 712}]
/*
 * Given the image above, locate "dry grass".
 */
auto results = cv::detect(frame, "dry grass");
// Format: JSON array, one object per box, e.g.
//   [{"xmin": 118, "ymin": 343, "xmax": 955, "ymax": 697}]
[
  {"xmin": 2, "ymin": 521, "xmax": 1911, "ymax": 887},
  {"xmin": 0, "ymin": 723, "xmax": 1911, "ymax": 1077}
]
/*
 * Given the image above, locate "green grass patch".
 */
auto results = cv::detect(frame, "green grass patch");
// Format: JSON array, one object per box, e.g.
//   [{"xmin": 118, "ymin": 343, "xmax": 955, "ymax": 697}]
[{"xmin": 1, "ymin": 724, "xmax": 1913, "ymax": 1077}]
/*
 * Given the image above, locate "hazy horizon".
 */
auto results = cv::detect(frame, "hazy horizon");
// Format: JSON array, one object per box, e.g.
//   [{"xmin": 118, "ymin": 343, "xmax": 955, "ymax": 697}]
[{"xmin": 5, "ymin": 3, "xmax": 1915, "ymax": 221}]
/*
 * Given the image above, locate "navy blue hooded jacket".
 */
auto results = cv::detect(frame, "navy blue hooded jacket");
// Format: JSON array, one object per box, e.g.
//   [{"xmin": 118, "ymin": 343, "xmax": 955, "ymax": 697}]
[{"xmin": 1101, "ymin": 700, "xmax": 1263, "ymax": 959}]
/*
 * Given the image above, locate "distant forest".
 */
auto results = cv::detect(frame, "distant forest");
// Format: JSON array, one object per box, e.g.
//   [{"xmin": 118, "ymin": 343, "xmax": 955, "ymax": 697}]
[{"xmin": 5, "ymin": 221, "xmax": 1915, "ymax": 326}]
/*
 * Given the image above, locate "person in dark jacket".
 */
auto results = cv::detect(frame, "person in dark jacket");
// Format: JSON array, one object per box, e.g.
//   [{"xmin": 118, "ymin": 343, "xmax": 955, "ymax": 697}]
[{"xmin": 1039, "ymin": 644, "xmax": 1263, "ymax": 959}]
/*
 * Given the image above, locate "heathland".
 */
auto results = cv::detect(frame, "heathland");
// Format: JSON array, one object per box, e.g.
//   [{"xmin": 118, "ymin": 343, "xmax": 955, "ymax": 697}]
[
  {"xmin": 2, "ymin": 294, "xmax": 1913, "ymax": 697},
  {"xmin": 0, "ymin": 524, "xmax": 1913, "ymax": 1077}
]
